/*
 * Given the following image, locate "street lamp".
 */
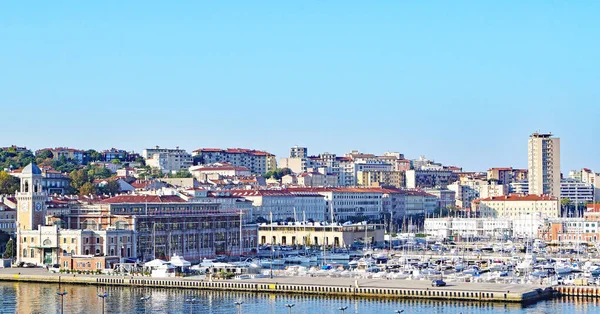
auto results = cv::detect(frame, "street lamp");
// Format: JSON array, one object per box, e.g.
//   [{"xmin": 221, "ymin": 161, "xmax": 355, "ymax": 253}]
[
  {"xmin": 285, "ymin": 303, "xmax": 295, "ymax": 314},
  {"xmin": 56, "ymin": 291, "xmax": 67, "ymax": 314},
  {"xmin": 234, "ymin": 301, "xmax": 244, "ymax": 314},
  {"xmin": 338, "ymin": 306, "xmax": 348, "ymax": 313},
  {"xmin": 185, "ymin": 297, "xmax": 199, "ymax": 314},
  {"xmin": 97, "ymin": 293, "xmax": 109, "ymax": 314},
  {"xmin": 141, "ymin": 295, "xmax": 152, "ymax": 314}
]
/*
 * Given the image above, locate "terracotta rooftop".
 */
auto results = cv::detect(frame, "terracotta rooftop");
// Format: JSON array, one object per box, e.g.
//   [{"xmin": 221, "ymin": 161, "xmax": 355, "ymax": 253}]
[
  {"xmin": 477, "ymin": 194, "xmax": 558, "ymax": 202},
  {"xmin": 102, "ymin": 195, "xmax": 186, "ymax": 204}
]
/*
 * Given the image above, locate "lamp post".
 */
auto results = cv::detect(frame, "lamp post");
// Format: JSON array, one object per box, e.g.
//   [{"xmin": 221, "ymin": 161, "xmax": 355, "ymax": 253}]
[
  {"xmin": 185, "ymin": 297, "xmax": 199, "ymax": 314},
  {"xmin": 97, "ymin": 293, "xmax": 109, "ymax": 314},
  {"xmin": 56, "ymin": 291, "xmax": 67, "ymax": 314},
  {"xmin": 338, "ymin": 306, "xmax": 348, "ymax": 313},
  {"xmin": 234, "ymin": 301, "xmax": 244, "ymax": 314},
  {"xmin": 141, "ymin": 295, "xmax": 152, "ymax": 314},
  {"xmin": 285, "ymin": 303, "xmax": 295, "ymax": 314}
]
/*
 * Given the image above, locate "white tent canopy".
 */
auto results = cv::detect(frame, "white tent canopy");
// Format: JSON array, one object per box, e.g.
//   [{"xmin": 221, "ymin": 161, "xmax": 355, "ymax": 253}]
[
  {"xmin": 170, "ymin": 254, "xmax": 191, "ymax": 267},
  {"xmin": 144, "ymin": 259, "xmax": 168, "ymax": 268}
]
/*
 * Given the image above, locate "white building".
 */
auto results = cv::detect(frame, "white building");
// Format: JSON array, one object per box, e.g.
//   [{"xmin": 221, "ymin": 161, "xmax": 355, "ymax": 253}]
[
  {"xmin": 287, "ymin": 187, "xmax": 383, "ymax": 222},
  {"xmin": 192, "ymin": 148, "xmax": 276, "ymax": 175},
  {"xmin": 189, "ymin": 163, "xmax": 252, "ymax": 179},
  {"xmin": 143, "ymin": 146, "xmax": 193, "ymax": 174},
  {"xmin": 229, "ymin": 190, "xmax": 295, "ymax": 222},
  {"xmin": 476, "ymin": 194, "xmax": 560, "ymax": 218}
]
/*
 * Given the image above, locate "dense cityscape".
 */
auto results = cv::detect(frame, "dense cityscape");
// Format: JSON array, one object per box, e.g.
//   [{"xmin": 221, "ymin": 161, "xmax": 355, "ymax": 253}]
[
  {"xmin": 2, "ymin": 2, "xmax": 600, "ymax": 313},
  {"xmin": 0, "ymin": 132, "xmax": 597, "ymax": 267}
]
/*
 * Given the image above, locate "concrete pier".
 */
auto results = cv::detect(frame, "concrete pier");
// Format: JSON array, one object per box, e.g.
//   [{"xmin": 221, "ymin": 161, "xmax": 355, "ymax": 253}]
[{"xmin": 0, "ymin": 268, "xmax": 553, "ymax": 304}]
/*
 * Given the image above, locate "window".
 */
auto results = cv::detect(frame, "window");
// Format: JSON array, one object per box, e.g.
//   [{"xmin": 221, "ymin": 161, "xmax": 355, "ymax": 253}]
[
  {"xmin": 30, "ymin": 249, "xmax": 35, "ymax": 258},
  {"xmin": 63, "ymin": 238, "xmax": 66, "ymax": 244},
  {"xmin": 23, "ymin": 249, "xmax": 27, "ymax": 257}
]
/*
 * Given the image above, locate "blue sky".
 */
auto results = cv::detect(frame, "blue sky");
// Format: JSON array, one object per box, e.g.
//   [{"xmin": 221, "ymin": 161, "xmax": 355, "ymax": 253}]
[{"xmin": 1, "ymin": 1, "xmax": 598, "ymax": 172}]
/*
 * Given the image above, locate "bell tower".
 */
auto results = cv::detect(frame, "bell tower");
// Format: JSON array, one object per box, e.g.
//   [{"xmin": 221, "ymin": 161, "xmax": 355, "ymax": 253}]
[{"xmin": 16, "ymin": 163, "xmax": 47, "ymax": 231}]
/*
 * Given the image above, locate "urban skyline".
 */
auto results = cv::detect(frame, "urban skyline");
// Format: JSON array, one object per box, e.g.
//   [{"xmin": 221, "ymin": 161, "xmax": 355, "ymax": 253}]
[
  {"xmin": 2, "ymin": 2, "xmax": 599, "ymax": 172},
  {"xmin": 0, "ymin": 131, "xmax": 594, "ymax": 174}
]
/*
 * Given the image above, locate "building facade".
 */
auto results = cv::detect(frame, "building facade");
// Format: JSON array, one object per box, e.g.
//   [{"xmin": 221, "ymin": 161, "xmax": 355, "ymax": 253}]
[
  {"xmin": 475, "ymin": 194, "xmax": 560, "ymax": 218},
  {"xmin": 192, "ymin": 148, "xmax": 276, "ymax": 174},
  {"xmin": 528, "ymin": 133, "xmax": 561, "ymax": 198}
]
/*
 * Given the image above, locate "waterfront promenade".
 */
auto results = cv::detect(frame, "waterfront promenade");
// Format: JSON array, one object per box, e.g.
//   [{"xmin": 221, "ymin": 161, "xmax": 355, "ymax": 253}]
[{"xmin": 0, "ymin": 268, "xmax": 552, "ymax": 305}]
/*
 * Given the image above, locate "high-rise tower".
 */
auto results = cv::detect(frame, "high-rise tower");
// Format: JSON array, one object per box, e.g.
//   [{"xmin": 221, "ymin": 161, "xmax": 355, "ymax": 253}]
[{"xmin": 528, "ymin": 133, "xmax": 561, "ymax": 198}]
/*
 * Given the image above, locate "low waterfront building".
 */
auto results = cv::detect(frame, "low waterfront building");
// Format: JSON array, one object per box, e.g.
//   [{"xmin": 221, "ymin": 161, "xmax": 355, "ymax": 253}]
[
  {"xmin": 474, "ymin": 194, "xmax": 560, "ymax": 218},
  {"xmin": 258, "ymin": 222, "xmax": 384, "ymax": 247}
]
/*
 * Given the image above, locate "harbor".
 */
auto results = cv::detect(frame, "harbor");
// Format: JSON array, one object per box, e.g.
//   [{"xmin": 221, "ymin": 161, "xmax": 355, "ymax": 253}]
[{"xmin": 0, "ymin": 268, "xmax": 553, "ymax": 305}]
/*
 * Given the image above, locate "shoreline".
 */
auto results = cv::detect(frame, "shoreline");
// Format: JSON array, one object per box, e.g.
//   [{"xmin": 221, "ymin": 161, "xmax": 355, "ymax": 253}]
[{"xmin": 0, "ymin": 268, "xmax": 554, "ymax": 305}]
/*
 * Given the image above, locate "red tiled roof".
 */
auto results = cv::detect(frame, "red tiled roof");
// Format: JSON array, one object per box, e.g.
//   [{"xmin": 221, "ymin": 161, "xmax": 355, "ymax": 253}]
[
  {"xmin": 488, "ymin": 167, "xmax": 513, "ymax": 171},
  {"xmin": 102, "ymin": 195, "xmax": 186, "ymax": 204},
  {"xmin": 192, "ymin": 148, "xmax": 274, "ymax": 156},
  {"xmin": 229, "ymin": 190, "xmax": 293, "ymax": 197},
  {"xmin": 477, "ymin": 194, "xmax": 557, "ymax": 202},
  {"xmin": 192, "ymin": 166, "xmax": 250, "ymax": 172}
]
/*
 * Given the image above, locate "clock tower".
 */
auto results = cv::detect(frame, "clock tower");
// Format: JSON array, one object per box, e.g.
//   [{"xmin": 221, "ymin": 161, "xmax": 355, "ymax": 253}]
[{"xmin": 16, "ymin": 163, "xmax": 47, "ymax": 231}]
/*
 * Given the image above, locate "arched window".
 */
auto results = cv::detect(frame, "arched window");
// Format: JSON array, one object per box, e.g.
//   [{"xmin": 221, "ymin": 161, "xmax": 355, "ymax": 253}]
[
  {"xmin": 23, "ymin": 249, "xmax": 27, "ymax": 257},
  {"xmin": 96, "ymin": 249, "xmax": 100, "ymax": 255},
  {"xmin": 85, "ymin": 249, "xmax": 90, "ymax": 255}
]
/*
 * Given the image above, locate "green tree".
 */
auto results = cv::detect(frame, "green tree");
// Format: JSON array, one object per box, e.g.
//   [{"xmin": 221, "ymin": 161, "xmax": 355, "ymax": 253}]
[
  {"xmin": 79, "ymin": 182, "xmax": 97, "ymax": 195},
  {"xmin": 83, "ymin": 149, "xmax": 103, "ymax": 164},
  {"xmin": 2, "ymin": 237, "xmax": 16, "ymax": 259},
  {"xmin": 170, "ymin": 170, "xmax": 192, "ymax": 178},
  {"xmin": 35, "ymin": 150, "xmax": 53, "ymax": 161},
  {"xmin": 87, "ymin": 165, "xmax": 112, "ymax": 179},
  {"xmin": 111, "ymin": 158, "xmax": 121, "ymax": 165},
  {"xmin": 0, "ymin": 171, "xmax": 20, "ymax": 194},
  {"xmin": 561, "ymin": 197, "xmax": 573, "ymax": 216},
  {"xmin": 100, "ymin": 180, "xmax": 120, "ymax": 195},
  {"xmin": 69, "ymin": 169, "xmax": 90, "ymax": 193}
]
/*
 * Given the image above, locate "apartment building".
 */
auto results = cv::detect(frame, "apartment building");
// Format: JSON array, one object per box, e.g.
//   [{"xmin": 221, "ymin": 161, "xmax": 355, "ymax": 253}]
[
  {"xmin": 192, "ymin": 148, "xmax": 276, "ymax": 174},
  {"xmin": 189, "ymin": 163, "xmax": 251, "ymax": 179},
  {"xmin": 35, "ymin": 147, "xmax": 85, "ymax": 164},
  {"xmin": 405, "ymin": 169, "xmax": 459, "ymax": 189},
  {"xmin": 356, "ymin": 170, "xmax": 405, "ymax": 188},
  {"xmin": 475, "ymin": 194, "xmax": 560, "ymax": 218},
  {"xmin": 528, "ymin": 133, "xmax": 561, "ymax": 198}
]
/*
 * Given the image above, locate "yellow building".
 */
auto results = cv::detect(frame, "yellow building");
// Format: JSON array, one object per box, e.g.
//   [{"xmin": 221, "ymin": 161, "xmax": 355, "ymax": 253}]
[
  {"xmin": 258, "ymin": 222, "xmax": 384, "ymax": 247},
  {"xmin": 357, "ymin": 170, "xmax": 405, "ymax": 188}
]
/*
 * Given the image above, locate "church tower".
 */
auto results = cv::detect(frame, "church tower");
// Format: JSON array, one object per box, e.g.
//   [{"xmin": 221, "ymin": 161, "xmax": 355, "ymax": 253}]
[{"xmin": 16, "ymin": 163, "xmax": 47, "ymax": 231}]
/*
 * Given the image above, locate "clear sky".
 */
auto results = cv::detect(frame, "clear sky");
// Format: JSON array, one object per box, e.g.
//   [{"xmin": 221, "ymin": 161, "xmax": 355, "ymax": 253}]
[{"xmin": 1, "ymin": 1, "xmax": 598, "ymax": 172}]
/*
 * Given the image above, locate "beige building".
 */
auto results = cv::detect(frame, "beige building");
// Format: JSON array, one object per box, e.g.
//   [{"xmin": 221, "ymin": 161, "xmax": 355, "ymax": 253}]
[
  {"xmin": 258, "ymin": 222, "xmax": 384, "ymax": 247},
  {"xmin": 356, "ymin": 170, "xmax": 405, "ymax": 188},
  {"xmin": 475, "ymin": 194, "xmax": 559, "ymax": 218},
  {"xmin": 528, "ymin": 133, "xmax": 560, "ymax": 198}
]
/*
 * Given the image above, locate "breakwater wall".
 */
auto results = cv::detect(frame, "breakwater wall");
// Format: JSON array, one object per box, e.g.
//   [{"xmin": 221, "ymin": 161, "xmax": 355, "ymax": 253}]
[{"xmin": 0, "ymin": 273, "xmax": 553, "ymax": 304}]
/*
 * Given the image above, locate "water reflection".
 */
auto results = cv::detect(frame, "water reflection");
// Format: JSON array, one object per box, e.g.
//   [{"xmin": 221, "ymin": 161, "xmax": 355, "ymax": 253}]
[{"xmin": 0, "ymin": 282, "xmax": 595, "ymax": 314}]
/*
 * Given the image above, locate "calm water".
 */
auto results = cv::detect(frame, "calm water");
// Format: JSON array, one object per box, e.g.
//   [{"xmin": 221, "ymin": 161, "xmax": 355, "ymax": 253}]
[{"xmin": 0, "ymin": 282, "xmax": 596, "ymax": 314}]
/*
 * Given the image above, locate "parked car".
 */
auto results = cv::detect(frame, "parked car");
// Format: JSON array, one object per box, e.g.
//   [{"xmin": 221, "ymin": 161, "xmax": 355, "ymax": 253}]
[
  {"xmin": 432, "ymin": 279, "xmax": 447, "ymax": 287},
  {"xmin": 48, "ymin": 264, "xmax": 61, "ymax": 273},
  {"xmin": 23, "ymin": 263, "xmax": 36, "ymax": 268}
]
